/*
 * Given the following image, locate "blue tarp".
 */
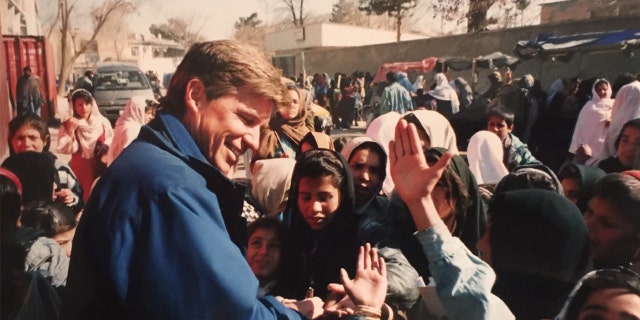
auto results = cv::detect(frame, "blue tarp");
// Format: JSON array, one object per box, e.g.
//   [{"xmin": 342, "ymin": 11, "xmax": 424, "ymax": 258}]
[{"xmin": 515, "ymin": 29, "xmax": 640, "ymax": 59}]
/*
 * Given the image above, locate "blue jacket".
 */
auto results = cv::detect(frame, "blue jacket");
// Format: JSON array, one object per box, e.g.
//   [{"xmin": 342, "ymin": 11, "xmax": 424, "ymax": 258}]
[
  {"xmin": 504, "ymin": 133, "xmax": 540, "ymax": 171},
  {"xmin": 416, "ymin": 223, "xmax": 515, "ymax": 320},
  {"xmin": 62, "ymin": 113, "xmax": 302, "ymax": 320}
]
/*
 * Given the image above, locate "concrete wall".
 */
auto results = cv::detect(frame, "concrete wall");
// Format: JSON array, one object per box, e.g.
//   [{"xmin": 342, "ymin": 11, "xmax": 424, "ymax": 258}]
[
  {"xmin": 266, "ymin": 22, "xmax": 427, "ymax": 52},
  {"xmin": 296, "ymin": 15, "xmax": 640, "ymax": 92}
]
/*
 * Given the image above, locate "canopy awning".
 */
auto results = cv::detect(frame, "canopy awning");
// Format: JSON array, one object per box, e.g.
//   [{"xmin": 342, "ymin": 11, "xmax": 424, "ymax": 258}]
[
  {"xmin": 372, "ymin": 57, "xmax": 438, "ymax": 82},
  {"xmin": 514, "ymin": 29, "xmax": 640, "ymax": 59},
  {"xmin": 439, "ymin": 51, "xmax": 520, "ymax": 71}
]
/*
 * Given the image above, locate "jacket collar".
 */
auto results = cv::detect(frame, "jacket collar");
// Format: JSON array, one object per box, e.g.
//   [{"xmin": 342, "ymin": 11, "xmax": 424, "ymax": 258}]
[{"xmin": 138, "ymin": 112, "xmax": 248, "ymax": 248}]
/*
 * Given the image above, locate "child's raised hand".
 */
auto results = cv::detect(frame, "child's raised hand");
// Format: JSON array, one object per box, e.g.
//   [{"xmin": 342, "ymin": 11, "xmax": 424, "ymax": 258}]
[{"xmin": 389, "ymin": 119, "xmax": 452, "ymax": 205}]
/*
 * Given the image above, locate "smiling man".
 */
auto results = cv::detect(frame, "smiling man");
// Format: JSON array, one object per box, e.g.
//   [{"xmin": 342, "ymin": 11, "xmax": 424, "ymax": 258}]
[{"xmin": 63, "ymin": 41, "xmax": 321, "ymax": 319}]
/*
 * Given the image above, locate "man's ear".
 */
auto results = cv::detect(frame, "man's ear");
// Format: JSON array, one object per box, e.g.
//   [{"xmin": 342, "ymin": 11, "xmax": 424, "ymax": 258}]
[
  {"xmin": 185, "ymin": 78, "xmax": 205, "ymax": 112},
  {"xmin": 507, "ymin": 124, "xmax": 514, "ymax": 132}
]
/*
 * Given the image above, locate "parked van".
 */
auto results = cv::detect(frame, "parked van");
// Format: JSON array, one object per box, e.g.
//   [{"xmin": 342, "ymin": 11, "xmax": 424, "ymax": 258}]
[{"xmin": 93, "ymin": 62, "xmax": 155, "ymax": 123}]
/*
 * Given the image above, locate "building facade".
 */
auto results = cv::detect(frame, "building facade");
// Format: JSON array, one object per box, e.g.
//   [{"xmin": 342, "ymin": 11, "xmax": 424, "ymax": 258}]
[{"xmin": 541, "ymin": 0, "xmax": 640, "ymax": 24}]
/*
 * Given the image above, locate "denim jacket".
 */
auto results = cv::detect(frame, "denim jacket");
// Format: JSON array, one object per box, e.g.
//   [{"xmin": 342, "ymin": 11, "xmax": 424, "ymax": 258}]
[{"xmin": 415, "ymin": 223, "xmax": 515, "ymax": 320}]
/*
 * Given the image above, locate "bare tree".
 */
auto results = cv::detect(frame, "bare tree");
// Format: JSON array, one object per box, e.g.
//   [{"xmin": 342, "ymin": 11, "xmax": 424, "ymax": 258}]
[
  {"xmin": 55, "ymin": 0, "xmax": 137, "ymax": 95},
  {"xmin": 99, "ymin": 6, "xmax": 136, "ymax": 61},
  {"xmin": 359, "ymin": 0, "xmax": 417, "ymax": 41},
  {"xmin": 514, "ymin": 0, "xmax": 530, "ymax": 26},
  {"xmin": 277, "ymin": 0, "xmax": 306, "ymax": 26}
]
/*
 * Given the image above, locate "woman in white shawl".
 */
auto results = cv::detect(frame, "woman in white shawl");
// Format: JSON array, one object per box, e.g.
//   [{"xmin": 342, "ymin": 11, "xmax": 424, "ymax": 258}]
[
  {"xmin": 467, "ymin": 130, "xmax": 509, "ymax": 185},
  {"xmin": 569, "ymin": 78, "xmax": 614, "ymax": 165},
  {"xmin": 106, "ymin": 96, "xmax": 155, "ymax": 166},
  {"xmin": 57, "ymin": 89, "xmax": 113, "ymax": 202},
  {"xmin": 599, "ymin": 80, "xmax": 640, "ymax": 161},
  {"xmin": 366, "ymin": 110, "xmax": 458, "ymax": 196},
  {"xmin": 427, "ymin": 73, "xmax": 460, "ymax": 117},
  {"xmin": 412, "ymin": 75, "xmax": 424, "ymax": 92}
]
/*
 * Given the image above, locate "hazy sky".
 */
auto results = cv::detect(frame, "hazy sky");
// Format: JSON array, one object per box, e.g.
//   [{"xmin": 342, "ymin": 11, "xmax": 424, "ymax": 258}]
[
  {"xmin": 36, "ymin": 0, "xmax": 333, "ymax": 40},
  {"xmin": 36, "ymin": 0, "xmax": 553, "ymax": 40}
]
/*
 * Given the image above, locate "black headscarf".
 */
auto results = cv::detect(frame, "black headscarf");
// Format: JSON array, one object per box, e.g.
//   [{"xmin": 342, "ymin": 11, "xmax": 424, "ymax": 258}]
[
  {"xmin": 2, "ymin": 151, "xmax": 56, "ymax": 204},
  {"xmin": 559, "ymin": 163, "xmax": 606, "ymax": 212},
  {"xmin": 489, "ymin": 189, "xmax": 592, "ymax": 320},
  {"xmin": 280, "ymin": 148, "xmax": 358, "ymax": 299},
  {"xmin": 494, "ymin": 163, "xmax": 563, "ymax": 195}
]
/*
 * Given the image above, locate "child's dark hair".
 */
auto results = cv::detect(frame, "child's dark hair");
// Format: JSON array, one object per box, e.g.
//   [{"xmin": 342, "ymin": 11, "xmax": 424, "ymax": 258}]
[
  {"xmin": 558, "ymin": 163, "xmax": 581, "ymax": 181},
  {"xmin": 8, "ymin": 113, "xmax": 51, "ymax": 154},
  {"xmin": 562, "ymin": 268, "xmax": 640, "ymax": 320},
  {"xmin": 294, "ymin": 149, "xmax": 346, "ymax": 191},
  {"xmin": 247, "ymin": 217, "xmax": 286, "ymax": 243},
  {"xmin": 332, "ymin": 136, "xmax": 353, "ymax": 154},
  {"xmin": 20, "ymin": 200, "xmax": 77, "ymax": 238},
  {"xmin": 593, "ymin": 79, "xmax": 609, "ymax": 90},
  {"xmin": 425, "ymin": 148, "xmax": 470, "ymax": 215},
  {"xmin": 487, "ymin": 107, "xmax": 515, "ymax": 127},
  {"xmin": 591, "ymin": 173, "xmax": 640, "ymax": 232}
]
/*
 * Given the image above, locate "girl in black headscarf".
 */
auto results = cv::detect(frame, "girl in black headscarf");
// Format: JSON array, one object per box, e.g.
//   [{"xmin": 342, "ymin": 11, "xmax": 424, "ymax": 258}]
[
  {"xmin": 279, "ymin": 149, "xmax": 419, "ymax": 310},
  {"xmin": 477, "ymin": 189, "xmax": 592, "ymax": 319}
]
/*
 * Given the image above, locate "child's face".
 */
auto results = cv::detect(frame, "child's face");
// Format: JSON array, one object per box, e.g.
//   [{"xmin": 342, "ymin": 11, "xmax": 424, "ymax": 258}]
[
  {"xmin": 577, "ymin": 288, "xmax": 640, "ymax": 320},
  {"xmin": 246, "ymin": 227, "xmax": 281, "ymax": 282},
  {"xmin": 617, "ymin": 126, "xmax": 640, "ymax": 168},
  {"xmin": 53, "ymin": 227, "xmax": 76, "ymax": 257},
  {"xmin": 297, "ymin": 175, "xmax": 340, "ymax": 230},
  {"xmin": 561, "ymin": 177, "xmax": 581, "ymax": 205},
  {"xmin": 487, "ymin": 116, "xmax": 512, "ymax": 141},
  {"xmin": 74, "ymin": 99, "xmax": 92, "ymax": 119},
  {"xmin": 11, "ymin": 124, "xmax": 47, "ymax": 153},
  {"xmin": 595, "ymin": 83, "xmax": 609, "ymax": 99},
  {"xmin": 349, "ymin": 148, "xmax": 382, "ymax": 205},
  {"xmin": 145, "ymin": 107, "xmax": 156, "ymax": 124}
]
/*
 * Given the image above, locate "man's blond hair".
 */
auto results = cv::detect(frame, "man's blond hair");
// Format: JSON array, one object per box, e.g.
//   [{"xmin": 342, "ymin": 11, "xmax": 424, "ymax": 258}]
[{"xmin": 163, "ymin": 40, "xmax": 287, "ymax": 117}]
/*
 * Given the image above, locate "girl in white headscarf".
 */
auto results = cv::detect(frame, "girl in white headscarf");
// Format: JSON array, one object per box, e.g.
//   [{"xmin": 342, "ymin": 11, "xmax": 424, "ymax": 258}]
[
  {"xmin": 107, "ymin": 96, "xmax": 156, "ymax": 166},
  {"xmin": 427, "ymin": 73, "xmax": 460, "ymax": 117},
  {"xmin": 366, "ymin": 110, "xmax": 458, "ymax": 196},
  {"xmin": 569, "ymin": 78, "xmax": 614, "ymax": 165},
  {"xmin": 467, "ymin": 130, "xmax": 509, "ymax": 185},
  {"xmin": 57, "ymin": 89, "xmax": 113, "ymax": 202}
]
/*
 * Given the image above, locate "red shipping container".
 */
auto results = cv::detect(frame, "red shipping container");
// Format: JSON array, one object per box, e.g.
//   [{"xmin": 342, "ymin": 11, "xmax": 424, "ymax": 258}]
[{"xmin": 2, "ymin": 35, "xmax": 57, "ymax": 121}]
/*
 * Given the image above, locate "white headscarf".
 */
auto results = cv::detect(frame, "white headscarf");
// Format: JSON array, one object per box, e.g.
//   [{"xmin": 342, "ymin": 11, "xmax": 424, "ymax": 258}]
[
  {"xmin": 569, "ymin": 79, "xmax": 614, "ymax": 165},
  {"xmin": 366, "ymin": 110, "xmax": 458, "ymax": 195},
  {"xmin": 70, "ymin": 89, "xmax": 114, "ymax": 159},
  {"xmin": 600, "ymin": 80, "xmax": 640, "ymax": 160},
  {"xmin": 428, "ymin": 73, "xmax": 460, "ymax": 114},
  {"xmin": 412, "ymin": 75, "xmax": 424, "ymax": 92},
  {"xmin": 467, "ymin": 131, "xmax": 509, "ymax": 185},
  {"xmin": 107, "ymin": 96, "xmax": 149, "ymax": 166},
  {"xmin": 250, "ymin": 158, "xmax": 297, "ymax": 218},
  {"xmin": 366, "ymin": 112, "xmax": 402, "ymax": 196}
]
